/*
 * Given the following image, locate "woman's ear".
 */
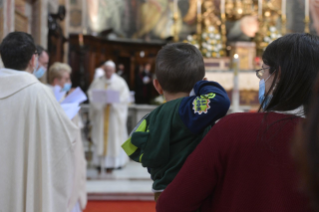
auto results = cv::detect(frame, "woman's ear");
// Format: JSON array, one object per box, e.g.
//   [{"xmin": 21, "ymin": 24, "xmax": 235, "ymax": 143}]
[{"xmin": 153, "ymin": 79, "xmax": 163, "ymax": 95}]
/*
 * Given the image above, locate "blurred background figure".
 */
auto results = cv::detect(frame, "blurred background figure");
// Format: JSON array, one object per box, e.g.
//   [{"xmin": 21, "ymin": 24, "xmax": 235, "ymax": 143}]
[
  {"xmin": 117, "ymin": 63, "xmax": 128, "ymax": 84},
  {"xmin": 48, "ymin": 62, "xmax": 72, "ymax": 96},
  {"xmin": 34, "ymin": 45, "xmax": 49, "ymax": 80},
  {"xmin": 88, "ymin": 60, "xmax": 130, "ymax": 174},
  {"xmin": 135, "ymin": 63, "xmax": 153, "ymax": 104}
]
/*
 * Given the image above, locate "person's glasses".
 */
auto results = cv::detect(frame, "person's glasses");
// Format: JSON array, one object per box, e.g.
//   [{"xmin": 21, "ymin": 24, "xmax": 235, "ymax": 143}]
[{"xmin": 256, "ymin": 67, "xmax": 270, "ymax": 79}]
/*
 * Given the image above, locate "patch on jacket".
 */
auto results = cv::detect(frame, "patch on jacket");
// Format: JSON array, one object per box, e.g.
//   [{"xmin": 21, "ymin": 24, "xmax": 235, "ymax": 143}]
[{"xmin": 192, "ymin": 93, "xmax": 216, "ymax": 115}]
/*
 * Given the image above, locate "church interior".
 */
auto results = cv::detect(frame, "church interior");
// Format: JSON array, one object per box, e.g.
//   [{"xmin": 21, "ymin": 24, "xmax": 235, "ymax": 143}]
[{"xmin": 1, "ymin": 0, "xmax": 319, "ymax": 212}]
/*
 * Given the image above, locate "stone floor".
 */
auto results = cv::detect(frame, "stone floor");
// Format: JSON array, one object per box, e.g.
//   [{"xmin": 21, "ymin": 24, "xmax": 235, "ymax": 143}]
[{"xmin": 86, "ymin": 161, "xmax": 154, "ymax": 201}]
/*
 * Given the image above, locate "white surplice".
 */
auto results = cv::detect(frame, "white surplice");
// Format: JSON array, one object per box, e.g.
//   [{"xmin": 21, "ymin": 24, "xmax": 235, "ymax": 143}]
[
  {"xmin": 88, "ymin": 74, "xmax": 129, "ymax": 169},
  {"xmin": 0, "ymin": 68, "xmax": 78, "ymax": 212},
  {"xmin": 47, "ymin": 85, "xmax": 88, "ymax": 212},
  {"xmin": 68, "ymin": 115, "xmax": 87, "ymax": 212}
]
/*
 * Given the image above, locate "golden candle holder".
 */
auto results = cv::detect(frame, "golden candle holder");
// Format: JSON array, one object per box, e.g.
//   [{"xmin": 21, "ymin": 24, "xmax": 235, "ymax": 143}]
[
  {"xmin": 281, "ymin": 14, "xmax": 287, "ymax": 35},
  {"xmin": 173, "ymin": 12, "xmax": 179, "ymax": 42},
  {"xmin": 197, "ymin": 13, "xmax": 202, "ymax": 35},
  {"xmin": 196, "ymin": 14, "xmax": 202, "ymax": 50},
  {"xmin": 305, "ymin": 16, "xmax": 310, "ymax": 33},
  {"xmin": 221, "ymin": 13, "xmax": 227, "ymax": 52}
]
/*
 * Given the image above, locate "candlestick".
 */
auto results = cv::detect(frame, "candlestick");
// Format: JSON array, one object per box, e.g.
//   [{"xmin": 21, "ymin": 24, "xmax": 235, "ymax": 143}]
[
  {"xmin": 79, "ymin": 34, "xmax": 84, "ymax": 46},
  {"xmin": 197, "ymin": 0, "xmax": 201, "ymax": 15},
  {"xmin": 197, "ymin": 0, "xmax": 202, "ymax": 39},
  {"xmin": 305, "ymin": 0, "xmax": 309, "ymax": 18},
  {"xmin": 281, "ymin": 0, "xmax": 286, "ymax": 35},
  {"xmin": 232, "ymin": 54, "xmax": 241, "ymax": 112},
  {"xmin": 173, "ymin": 0, "xmax": 179, "ymax": 42},
  {"xmin": 258, "ymin": 0, "xmax": 262, "ymax": 17},
  {"xmin": 282, "ymin": 15, "xmax": 287, "ymax": 35},
  {"xmin": 221, "ymin": 0, "xmax": 225, "ymax": 15},
  {"xmin": 305, "ymin": 16, "xmax": 310, "ymax": 33},
  {"xmin": 221, "ymin": 12, "xmax": 226, "ymax": 53},
  {"xmin": 174, "ymin": 0, "xmax": 178, "ymax": 15},
  {"xmin": 282, "ymin": 0, "xmax": 286, "ymax": 16},
  {"xmin": 305, "ymin": 0, "xmax": 310, "ymax": 33}
]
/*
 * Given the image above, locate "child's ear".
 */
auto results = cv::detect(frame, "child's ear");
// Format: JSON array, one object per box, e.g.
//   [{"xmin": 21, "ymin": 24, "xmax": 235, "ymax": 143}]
[{"xmin": 153, "ymin": 79, "xmax": 163, "ymax": 95}]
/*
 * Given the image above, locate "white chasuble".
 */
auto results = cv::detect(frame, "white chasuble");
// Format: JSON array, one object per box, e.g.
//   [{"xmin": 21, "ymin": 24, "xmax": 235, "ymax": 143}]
[
  {"xmin": 88, "ymin": 74, "xmax": 129, "ymax": 168},
  {"xmin": 0, "ymin": 68, "xmax": 78, "ymax": 212}
]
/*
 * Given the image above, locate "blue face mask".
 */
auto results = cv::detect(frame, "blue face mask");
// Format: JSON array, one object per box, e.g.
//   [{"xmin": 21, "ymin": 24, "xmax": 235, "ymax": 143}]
[
  {"xmin": 62, "ymin": 83, "xmax": 72, "ymax": 92},
  {"xmin": 33, "ymin": 57, "xmax": 46, "ymax": 79},
  {"xmin": 258, "ymin": 76, "xmax": 273, "ymax": 109},
  {"xmin": 34, "ymin": 66, "xmax": 46, "ymax": 79}
]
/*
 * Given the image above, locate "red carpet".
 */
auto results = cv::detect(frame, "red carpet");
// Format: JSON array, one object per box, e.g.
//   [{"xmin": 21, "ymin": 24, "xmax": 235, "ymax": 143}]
[{"xmin": 84, "ymin": 201, "xmax": 156, "ymax": 212}]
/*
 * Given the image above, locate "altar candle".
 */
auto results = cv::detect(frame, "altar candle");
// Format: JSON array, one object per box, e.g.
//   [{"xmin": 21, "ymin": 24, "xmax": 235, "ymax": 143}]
[
  {"xmin": 258, "ymin": 0, "xmax": 262, "ymax": 16},
  {"xmin": 282, "ymin": 0, "xmax": 286, "ymax": 16},
  {"xmin": 305, "ymin": 0, "xmax": 309, "ymax": 18},
  {"xmin": 197, "ymin": 0, "xmax": 201, "ymax": 15},
  {"xmin": 232, "ymin": 54, "xmax": 240, "ymax": 112},
  {"xmin": 79, "ymin": 34, "xmax": 84, "ymax": 46},
  {"xmin": 221, "ymin": 0, "xmax": 225, "ymax": 14},
  {"xmin": 174, "ymin": 0, "xmax": 178, "ymax": 15}
]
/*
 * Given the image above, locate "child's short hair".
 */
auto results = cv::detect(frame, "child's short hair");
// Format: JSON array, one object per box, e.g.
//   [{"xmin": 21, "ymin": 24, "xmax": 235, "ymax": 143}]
[{"xmin": 155, "ymin": 43, "xmax": 205, "ymax": 93}]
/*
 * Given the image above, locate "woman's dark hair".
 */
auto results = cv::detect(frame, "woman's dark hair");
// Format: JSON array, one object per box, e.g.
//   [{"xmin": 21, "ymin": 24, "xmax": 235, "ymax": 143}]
[
  {"xmin": 293, "ymin": 74, "xmax": 319, "ymax": 210},
  {"xmin": 260, "ymin": 33, "xmax": 319, "ymax": 113}
]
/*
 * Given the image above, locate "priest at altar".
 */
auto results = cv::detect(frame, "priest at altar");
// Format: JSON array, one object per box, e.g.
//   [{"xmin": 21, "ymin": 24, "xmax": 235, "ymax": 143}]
[{"xmin": 88, "ymin": 60, "xmax": 130, "ymax": 173}]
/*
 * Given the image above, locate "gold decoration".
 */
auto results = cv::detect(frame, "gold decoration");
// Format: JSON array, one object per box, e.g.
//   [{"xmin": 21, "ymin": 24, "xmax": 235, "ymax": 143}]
[
  {"xmin": 185, "ymin": 0, "xmax": 287, "ymax": 58},
  {"xmin": 240, "ymin": 90, "xmax": 258, "ymax": 105},
  {"xmin": 305, "ymin": 16, "xmax": 310, "ymax": 33},
  {"xmin": 225, "ymin": 0, "xmax": 256, "ymax": 21},
  {"xmin": 255, "ymin": 0, "xmax": 282, "ymax": 56}
]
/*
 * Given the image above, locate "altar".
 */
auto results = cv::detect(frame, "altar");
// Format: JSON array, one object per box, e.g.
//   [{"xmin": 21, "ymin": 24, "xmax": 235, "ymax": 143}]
[{"xmin": 66, "ymin": 0, "xmax": 305, "ymax": 109}]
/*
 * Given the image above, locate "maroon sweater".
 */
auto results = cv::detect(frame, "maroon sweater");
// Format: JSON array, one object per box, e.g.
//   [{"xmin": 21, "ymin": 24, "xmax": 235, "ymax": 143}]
[{"xmin": 156, "ymin": 112, "xmax": 312, "ymax": 212}]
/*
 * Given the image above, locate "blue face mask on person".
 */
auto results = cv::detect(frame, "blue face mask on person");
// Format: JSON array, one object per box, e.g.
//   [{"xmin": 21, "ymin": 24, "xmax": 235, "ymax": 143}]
[
  {"xmin": 258, "ymin": 75, "xmax": 273, "ymax": 109},
  {"xmin": 33, "ymin": 58, "xmax": 46, "ymax": 79},
  {"xmin": 62, "ymin": 83, "xmax": 72, "ymax": 92},
  {"xmin": 34, "ymin": 66, "xmax": 46, "ymax": 79}
]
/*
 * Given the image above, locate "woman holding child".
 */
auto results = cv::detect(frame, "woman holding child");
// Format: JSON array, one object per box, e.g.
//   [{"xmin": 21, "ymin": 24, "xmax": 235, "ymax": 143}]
[{"xmin": 157, "ymin": 33, "xmax": 319, "ymax": 212}]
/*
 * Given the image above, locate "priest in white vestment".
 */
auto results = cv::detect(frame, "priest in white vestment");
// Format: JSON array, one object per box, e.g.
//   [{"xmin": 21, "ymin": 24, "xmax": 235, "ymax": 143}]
[
  {"xmin": 0, "ymin": 32, "xmax": 77, "ymax": 212},
  {"xmin": 88, "ymin": 60, "xmax": 130, "ymax": 172},
  {"xmin": 48, "ymin": 62, "xmax": 87, "ymax": 212}
]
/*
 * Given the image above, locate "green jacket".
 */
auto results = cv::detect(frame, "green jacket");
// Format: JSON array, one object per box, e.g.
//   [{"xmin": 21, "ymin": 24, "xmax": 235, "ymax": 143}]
[{"xmin": 122, "ymin": 81, "xmax": 230, "ymax": 191}]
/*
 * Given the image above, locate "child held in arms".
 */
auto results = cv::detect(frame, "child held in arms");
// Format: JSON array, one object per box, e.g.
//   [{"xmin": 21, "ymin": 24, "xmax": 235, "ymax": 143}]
[{"xmin": 122, "ymin": 43, "xmax": 230, "ymax": 201}]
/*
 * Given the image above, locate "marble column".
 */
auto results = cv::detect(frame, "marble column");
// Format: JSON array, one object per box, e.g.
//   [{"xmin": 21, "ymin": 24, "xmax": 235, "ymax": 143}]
[
  {"xmin": 0, "ymin": 0, "xmax": 15, "ymax": 68},
  {"xmin": 59, "ymin": 0, "xmax": 70, "ymax": 63},
  {"xmin": 31, "ymin": 0, "xmax": 49, "ymax": 47},
  {"xmin": 1, "ymin": 0, "xmax": 15, "ymax": 41}
]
